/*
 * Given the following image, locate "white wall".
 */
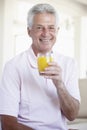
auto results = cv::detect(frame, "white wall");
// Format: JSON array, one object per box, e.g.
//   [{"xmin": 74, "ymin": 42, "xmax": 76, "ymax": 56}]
[
  {"xmin": 0, "ymin": 0, "xmax": 5, "ymax": 78},
  {"xmin": 2, "ymin": 0, "xmax": 16, "ymax": 66}
]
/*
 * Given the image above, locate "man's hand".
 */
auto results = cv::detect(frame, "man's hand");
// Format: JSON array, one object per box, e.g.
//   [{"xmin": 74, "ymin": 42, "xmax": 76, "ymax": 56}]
[{"xmin": 40, "ymin": 62, "xmax": 62, "ymax": 88}]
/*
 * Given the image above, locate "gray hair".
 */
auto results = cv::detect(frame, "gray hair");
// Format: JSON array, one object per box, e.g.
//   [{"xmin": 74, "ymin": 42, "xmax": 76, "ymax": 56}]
[{"xmin": 27, "ymin": 3, "xmax": 59, "ymax": 29}]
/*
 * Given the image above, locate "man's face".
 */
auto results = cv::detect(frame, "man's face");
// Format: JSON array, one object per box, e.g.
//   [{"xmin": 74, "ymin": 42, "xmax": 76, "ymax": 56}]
[{"xmin": 28, "ymin": 13, "xmax": 59, "ymax": 55}]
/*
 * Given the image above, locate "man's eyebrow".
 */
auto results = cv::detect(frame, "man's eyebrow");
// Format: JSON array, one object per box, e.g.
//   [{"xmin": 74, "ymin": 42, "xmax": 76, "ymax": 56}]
[
  {"xmin": 34, "ymin": 24, "xmax": 43, "ymax": 26},
  {"xmin": 35, "ymin": 24, "xmax": 55, "ymax": 27}
]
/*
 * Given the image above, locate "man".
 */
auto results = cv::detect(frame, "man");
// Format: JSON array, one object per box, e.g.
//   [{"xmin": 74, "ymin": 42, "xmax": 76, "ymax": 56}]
[{"xmin": 0, "ymin": 3, "xmax": 80, "ymax": 130}]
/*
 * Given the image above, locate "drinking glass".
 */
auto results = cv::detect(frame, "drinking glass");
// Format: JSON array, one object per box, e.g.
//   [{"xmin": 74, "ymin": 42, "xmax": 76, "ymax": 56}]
[{"xmin": 37, "ymin": 51, "xmax": 53, "ymax": 72}]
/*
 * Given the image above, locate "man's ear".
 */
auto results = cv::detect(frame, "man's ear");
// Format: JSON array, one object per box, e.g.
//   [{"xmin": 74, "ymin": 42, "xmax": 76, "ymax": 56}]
[{"xmin": 27, "ymin": 27, "xmax": 31, "ymax": 37}]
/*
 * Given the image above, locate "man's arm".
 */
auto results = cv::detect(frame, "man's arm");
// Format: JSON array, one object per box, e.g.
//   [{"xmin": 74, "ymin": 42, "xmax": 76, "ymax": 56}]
[
  {"xmin": 56, "ymin": 81, "xmax": 80, "ymax": 121},
  {"xmin": 41, "ymin": 62, "xmax": 80, "ymax": 121},
  {"xmin": 1, "ymin": 115, "xmax": 34, "ymax": 130}
]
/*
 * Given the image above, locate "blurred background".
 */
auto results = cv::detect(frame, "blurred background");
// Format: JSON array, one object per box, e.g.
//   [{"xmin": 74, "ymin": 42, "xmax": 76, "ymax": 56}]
[{"xmin": 0, "ymin": 0, "xmax": 87, "ymax": 79}]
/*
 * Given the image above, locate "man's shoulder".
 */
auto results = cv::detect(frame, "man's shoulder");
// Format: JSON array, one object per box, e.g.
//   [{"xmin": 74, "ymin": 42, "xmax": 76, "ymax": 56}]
[
  {"xmin": 54, "ymin": 51, "xmax": 75, "ymax": 63},
  {"xmin": 4, "ymin": 50, "xmax": 28, "ymax": 69}
]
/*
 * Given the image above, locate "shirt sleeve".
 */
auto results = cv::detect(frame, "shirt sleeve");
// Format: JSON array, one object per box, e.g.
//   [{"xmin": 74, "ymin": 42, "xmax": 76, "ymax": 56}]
[
  {"xmin": 0, "ymin": 61, "xmax": 20, "ymax": 117},
  {"xmin": 65, "ymin": 59, "xmax": 81, "ymax": 102}
]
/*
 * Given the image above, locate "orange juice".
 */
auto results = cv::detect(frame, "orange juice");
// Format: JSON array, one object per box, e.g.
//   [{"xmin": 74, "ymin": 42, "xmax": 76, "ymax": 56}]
[{"xmin": 37, "ymin": 54, "xmax": 53, "ymax": 72}]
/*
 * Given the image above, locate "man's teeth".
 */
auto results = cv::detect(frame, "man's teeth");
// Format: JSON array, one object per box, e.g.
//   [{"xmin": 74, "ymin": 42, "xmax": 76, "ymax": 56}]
[{"xmin": 41, "ymin": 39, "xmax": 50, "ymax": 42}]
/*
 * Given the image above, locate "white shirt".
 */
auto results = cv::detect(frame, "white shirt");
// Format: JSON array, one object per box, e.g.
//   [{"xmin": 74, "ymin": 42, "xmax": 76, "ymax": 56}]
[{"xmin": 0, "ymin": 46, "xmax": 80, "ymax": 130}]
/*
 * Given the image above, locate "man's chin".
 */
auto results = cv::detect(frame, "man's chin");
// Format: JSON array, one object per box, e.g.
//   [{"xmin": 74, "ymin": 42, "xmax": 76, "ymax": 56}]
[{"xmin": 40, "ymin": 48, "xmax": 52, "ymax": 53}]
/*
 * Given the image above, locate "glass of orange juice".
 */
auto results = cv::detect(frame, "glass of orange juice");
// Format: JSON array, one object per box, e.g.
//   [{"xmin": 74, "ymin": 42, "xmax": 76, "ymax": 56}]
[{"xmin": 37, "ymin": 51, "xmax": 53, "ymax": 73}]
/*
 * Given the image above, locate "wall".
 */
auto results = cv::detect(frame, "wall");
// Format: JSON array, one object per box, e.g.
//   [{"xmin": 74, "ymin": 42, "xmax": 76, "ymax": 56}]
[
  {"xmin": 0, "ymin": 0, "xmax": 5, "ymax": 78},
  {"xmin": 2, "ymin": 0, "xmax": 16, "ymax": 68}
]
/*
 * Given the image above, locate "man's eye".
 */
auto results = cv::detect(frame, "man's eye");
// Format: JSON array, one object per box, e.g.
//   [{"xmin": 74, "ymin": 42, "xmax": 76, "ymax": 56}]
[
  {"xmin": 36, "ymin": 26, "xmax": 43, "ymax": 30},
  {"xmin": 49, "ymin": 27, "xmax": 55, "ymax": 31}
]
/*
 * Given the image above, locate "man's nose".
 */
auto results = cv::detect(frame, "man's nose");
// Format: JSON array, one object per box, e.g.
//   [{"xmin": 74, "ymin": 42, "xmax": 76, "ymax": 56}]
[{"xmin": 42, "ymin": 28, "xmax": 50, "ymax": 36}]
